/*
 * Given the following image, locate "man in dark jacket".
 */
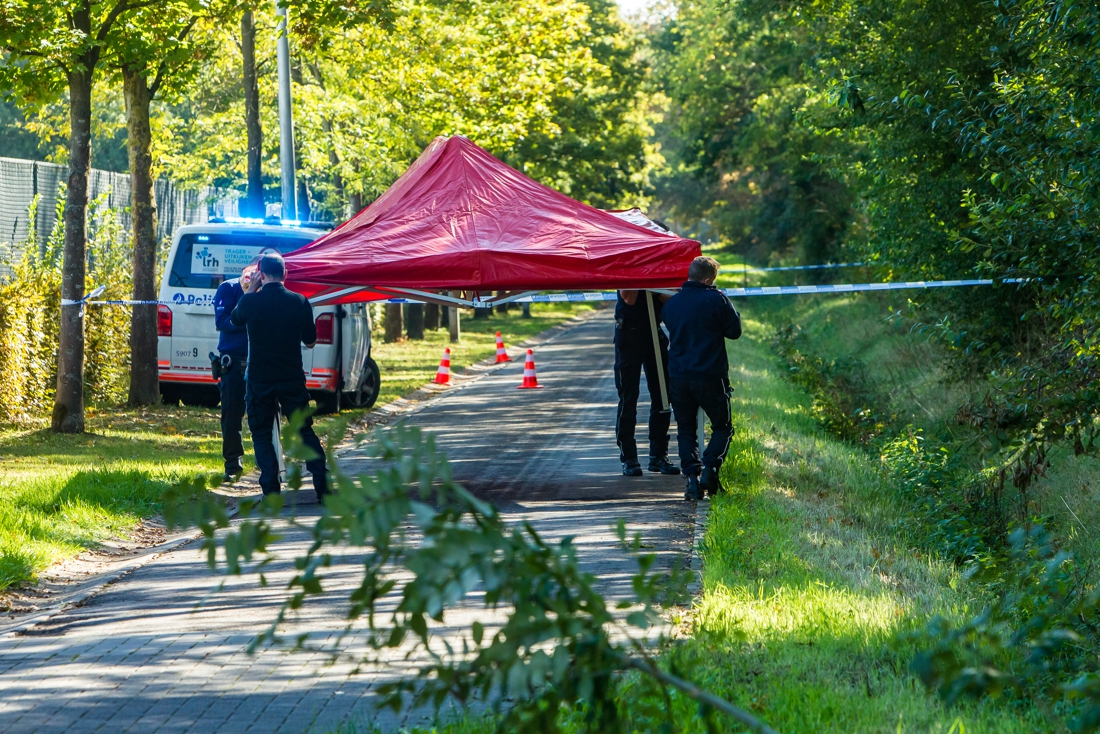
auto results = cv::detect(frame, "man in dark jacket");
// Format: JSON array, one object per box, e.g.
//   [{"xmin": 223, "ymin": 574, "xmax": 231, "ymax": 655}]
[
  {"xmin": 213, "ymin": 276, "xmax": 247, "ymax": 481},
  {"xmin": 661, "ymin": 256, "xmax": 742, "ymax": 501},
  {"xmin": 614, "ymin": 290, "xmax": 679, "ymax": 477},
  {"xmin": 230, "ymin": 253, "xmax": 329, "ymax": 500}
]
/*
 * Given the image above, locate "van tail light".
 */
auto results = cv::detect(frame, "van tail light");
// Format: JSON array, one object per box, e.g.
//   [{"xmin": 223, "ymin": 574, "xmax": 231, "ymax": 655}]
[
  {"xmin": 157, "ymin": 305, "xmax": 173, "ymax": 336},
  {"xmin": 315, "ymin": 313, "xmax": 334, "ymax": 344}
]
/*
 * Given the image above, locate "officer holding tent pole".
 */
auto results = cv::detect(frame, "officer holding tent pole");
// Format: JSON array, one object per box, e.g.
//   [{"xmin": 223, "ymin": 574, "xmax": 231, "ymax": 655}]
[
  {"xmin": 614, "ymin": 290, "xmax": 680, "ymax": 477},
  {"xmin": 661, "ymin": 256, "xmax": 742, "ymax": 501},
  {"xmin": 230, "ymin": 252, "xmax": 329, "ymax": 500}
]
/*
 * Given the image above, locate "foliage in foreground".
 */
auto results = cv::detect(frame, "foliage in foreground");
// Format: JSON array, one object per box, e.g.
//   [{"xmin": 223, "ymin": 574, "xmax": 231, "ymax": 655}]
[
  {"xmin": 914, "ymin": 526, "xmax": 1100, "ymax": 733},
  {"xmin": 164, "ymin": 418, "xmax": 777, "ymax": 734}
]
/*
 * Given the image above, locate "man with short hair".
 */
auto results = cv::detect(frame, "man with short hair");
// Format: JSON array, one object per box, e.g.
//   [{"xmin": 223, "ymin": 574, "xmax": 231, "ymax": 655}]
[
  {"xmin": 661, "ymin": 256, "xmax": 742, "ymax": 501},
  {"xmin": 230, "ymin": 253, "xmax": 329, "ymax": 499},
  {"xmin": 213, "ymin": 275, "xmax": 247, "ymax": 482}
]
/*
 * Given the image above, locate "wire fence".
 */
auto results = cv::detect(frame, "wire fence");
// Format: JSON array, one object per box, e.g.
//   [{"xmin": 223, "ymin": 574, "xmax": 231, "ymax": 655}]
[{"xmin": 0, "ymin": 157, "xmax": 240, "ymax": 278}]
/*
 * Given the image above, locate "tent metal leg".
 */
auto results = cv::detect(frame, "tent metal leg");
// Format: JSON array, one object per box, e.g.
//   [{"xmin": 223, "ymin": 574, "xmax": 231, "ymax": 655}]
[
  {"xmin": 646, "ymin": 291, "xmax": 671, "ymax": 413},
  {"xmin": 274, "ymin": 409, "xmax": 286, "ymax": 483},
  {"xmin": 697, "ymin": 407, "xmax": 707, "ymax": 457}
]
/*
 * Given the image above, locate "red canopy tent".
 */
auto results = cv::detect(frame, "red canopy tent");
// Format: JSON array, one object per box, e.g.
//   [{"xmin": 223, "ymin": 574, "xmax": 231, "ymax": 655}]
[{"xmin": 283, "ymin": 136, "xmax": 700, "ymax": 306}]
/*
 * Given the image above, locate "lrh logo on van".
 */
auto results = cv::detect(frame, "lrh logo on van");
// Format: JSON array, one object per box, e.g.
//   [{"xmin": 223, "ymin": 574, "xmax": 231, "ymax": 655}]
[{"xmin": 195, "ymin": 247, "xmax": 220, "ymax": 269}]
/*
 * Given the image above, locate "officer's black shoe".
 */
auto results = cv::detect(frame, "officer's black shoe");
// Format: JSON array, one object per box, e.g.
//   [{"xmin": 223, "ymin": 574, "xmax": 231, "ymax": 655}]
[
  {"xmin": 223, "ymin": 467, "xmax": 243, "ymax": 485},
  {"xmin": 700, "ymin": 465, "xmax": 720, "ymax": 497},
  {"xmin": 647, "ymin": 456, "xmax": 681, "ymax": 475},
  {"xmin": 622, "ymin": 460, "xmax": 643, "ymax": 477},
  {"xmin": 684, "ymin": 474, "xmax": 703, "ymax": 501}
]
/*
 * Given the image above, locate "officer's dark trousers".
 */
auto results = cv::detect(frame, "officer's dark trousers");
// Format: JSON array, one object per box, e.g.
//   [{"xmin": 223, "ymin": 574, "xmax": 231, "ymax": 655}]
[
  {"xmin": 615, "ymin": 331, "xmax": 672, "ymax": 463},
  {"xmin": 670, "ymin": 376, "xmax": 733, "ymax": 477},
  {"xmin": 246, "ymin": 380, "xmax": 328, "ymax": 498},
  {"xmin": 218, "ymin": 356, "xmax": 246, "ymax": 475}
]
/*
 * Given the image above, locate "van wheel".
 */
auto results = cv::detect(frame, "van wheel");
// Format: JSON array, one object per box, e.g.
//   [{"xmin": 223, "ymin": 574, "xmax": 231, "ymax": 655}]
[
  {"xmin": 344, "ymin": 356, "xmax": 381, "ymax": 410},
  {"xmin": 181, "ymin": 385, "xmax": 220, "ymax": 408},
  {"xmin": 160, "ymin": 383, "xmax": 182, "ymax": 406},
  {"xmin": 311, "ymin": 390, "xmax": 340, "ymax": 415}
]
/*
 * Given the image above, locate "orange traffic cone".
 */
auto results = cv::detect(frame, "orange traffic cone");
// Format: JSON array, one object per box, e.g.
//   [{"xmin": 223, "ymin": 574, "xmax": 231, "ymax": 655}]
[
  {"xmin": 517, "ymin": 349, "xmax": 543, "ymax": 389},
  {"xmin": 434, "ymin": 347, "xmax": 451, "ymax": 385},
  {"xmin": 495, "ymin": 332, "xmax": 511, "ymax": 363}
]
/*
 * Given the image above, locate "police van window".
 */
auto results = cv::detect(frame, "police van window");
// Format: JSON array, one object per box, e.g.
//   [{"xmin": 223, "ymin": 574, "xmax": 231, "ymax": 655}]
[{"xmin": 168, "ymin": 233, "xmax": 314, "ymax": 289}]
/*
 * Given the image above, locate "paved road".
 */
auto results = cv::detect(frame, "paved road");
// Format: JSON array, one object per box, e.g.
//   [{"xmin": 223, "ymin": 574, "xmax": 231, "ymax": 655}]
[{"xmin": 0, "ymin": 311, "xmax": 695, "ymax": 734}]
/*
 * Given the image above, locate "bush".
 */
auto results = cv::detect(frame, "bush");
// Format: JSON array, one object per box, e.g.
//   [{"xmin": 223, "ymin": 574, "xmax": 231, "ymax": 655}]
[
  {"xmin": 913, "ymin": 525, "xmax": 1100, "ymax": 732},
  {"xmin": 0, "ymin": 192, "xmax": 133, "ymax": 423},
  {"xmin": 771, "ymin": 323, "xmax": 891, "ymax": 445}
]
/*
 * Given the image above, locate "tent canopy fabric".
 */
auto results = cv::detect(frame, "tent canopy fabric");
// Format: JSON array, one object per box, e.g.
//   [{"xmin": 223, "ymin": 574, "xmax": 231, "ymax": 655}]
[{"xmin": 284, "ymin": 136, "xmax": 700, "ymax": 301}]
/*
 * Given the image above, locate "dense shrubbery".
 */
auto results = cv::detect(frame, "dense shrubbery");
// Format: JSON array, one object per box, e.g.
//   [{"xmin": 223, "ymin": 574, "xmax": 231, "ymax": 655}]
[
  {"xmin": 0, "ymin": 194, "xmax": 133, "ymax": 423},
  {"xmin": 655, "ymin": 0, "xmax": 1100, "ymax": 497}
]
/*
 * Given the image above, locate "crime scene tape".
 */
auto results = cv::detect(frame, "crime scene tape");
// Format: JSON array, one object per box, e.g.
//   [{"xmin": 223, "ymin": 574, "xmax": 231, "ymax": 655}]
[
  {"xmin": 723, "ymin": 262, "xmax": 865, "ymax": 273},
  {"xmin": 87, "ymin": 299, "xmax": 163, "ymax": 305},
  {"xmin": 74, "ymin": 277, "xmax": 1025, "ymax": 308},
  {"xmin": 515, "ymin": 278, "xmax": 1023, "ymax": 302}
]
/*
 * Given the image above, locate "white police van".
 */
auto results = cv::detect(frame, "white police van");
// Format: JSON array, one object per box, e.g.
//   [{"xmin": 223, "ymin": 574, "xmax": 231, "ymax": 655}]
[{"xmin": 157, "ymin": 219, "xmax": 380, "ymax": 413}]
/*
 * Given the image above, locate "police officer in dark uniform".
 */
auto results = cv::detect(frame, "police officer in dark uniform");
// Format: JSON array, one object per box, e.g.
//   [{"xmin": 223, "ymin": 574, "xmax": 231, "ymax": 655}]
[
  {"xmin": 213, "ymin": 275, "xmax": 247, "ymax": 482},
  {"xmin": 230, "ymin": 253, "xmax": 329, "ymax": 500},
  {"xmin": 614, "ymin": 290, "xmax": 680, "ymax": 477},
  {"xmin": 661, "ymin": 256, "xmax": 742, "ymax": 501}
]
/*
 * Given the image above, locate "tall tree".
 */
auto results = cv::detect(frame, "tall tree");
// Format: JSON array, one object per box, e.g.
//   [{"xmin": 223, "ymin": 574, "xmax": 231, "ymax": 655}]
[
  {"xmin": 241, "ymin": 8, "xmax": 264, "ymax": 218},
  {"xmin": 1, "ymin": 0, "xmax": 149, "ymax": 433},
  {"xmin": 114, "ymin": 3, "xmax": 217, "ymax": 406}
]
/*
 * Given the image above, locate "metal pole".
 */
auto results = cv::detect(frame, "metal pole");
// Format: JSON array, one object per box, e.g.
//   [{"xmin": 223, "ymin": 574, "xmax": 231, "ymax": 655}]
[
  {"xmin": 697, "ymin": 407, "xmax": 707, "ymax": 457},
  {"xmin": 645, "ymin": 291, "xmax": 670, "ymax": 412},
  {"xmin": 274, "ymin": 410, "xmax": 286, "ymax": 482},
  {"xmin": 275, "ymin": 0, "xmax": 296, "ymax": 221}
]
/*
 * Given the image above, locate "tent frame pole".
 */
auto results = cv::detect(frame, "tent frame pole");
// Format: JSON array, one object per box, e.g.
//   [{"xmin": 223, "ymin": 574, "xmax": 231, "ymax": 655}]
[{"xmin": 646, "ymin": 290, "xmax": 671, "ymax": 413}]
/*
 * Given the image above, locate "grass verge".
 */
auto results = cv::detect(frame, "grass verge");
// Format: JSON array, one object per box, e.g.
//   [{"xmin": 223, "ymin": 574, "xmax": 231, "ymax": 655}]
[
  {"xmin": 379, "ymin": 308, "xmax": 1046, "ymax": 734},
  {"xmin": 683, "ymin": 313, "xmax": 1045, "ymax": 732},
  {"xmin": 0, "ymin": 303, "xmax": 590, "ymax": 592}
]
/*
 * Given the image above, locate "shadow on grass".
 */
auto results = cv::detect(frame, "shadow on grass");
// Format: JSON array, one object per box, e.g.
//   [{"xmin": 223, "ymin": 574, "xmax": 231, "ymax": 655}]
[{"xmin": 0, "ymin": 468, "xmax": 170, "ymax": 590}]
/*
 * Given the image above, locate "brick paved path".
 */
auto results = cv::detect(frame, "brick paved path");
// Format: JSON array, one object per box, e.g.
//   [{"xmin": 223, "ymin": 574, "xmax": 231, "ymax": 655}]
[{"xmin": 0, "ymin": 313, "xmax": 695, "ymax": 733}]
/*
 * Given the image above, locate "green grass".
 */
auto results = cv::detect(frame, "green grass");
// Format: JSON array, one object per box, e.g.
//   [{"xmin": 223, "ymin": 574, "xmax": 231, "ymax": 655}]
[
  {"xmin": 681, "ymin": 314, "xmax": 1045, "ymax": 732},
  {"xmin": 346, "ymin": 303, "xmax": 1047, "ymax": 734},
  {"xmin": 0, "ymin": 405, "xmax": 238, "ymax": 590},
  {"xmin": 0, "ymin": 303, "xmax": 591, "ymax": 592},
  {"xmin": 371, "ymin": 303, "xmax": 592, "ymax": 407}
]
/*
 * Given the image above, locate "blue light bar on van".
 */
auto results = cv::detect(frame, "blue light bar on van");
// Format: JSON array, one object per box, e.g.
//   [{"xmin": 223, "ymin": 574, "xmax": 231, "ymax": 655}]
[
  {"xmin": 208, "ymin": 216, "xmax": 266, "ymax": 225},
  {"xmin": 205, "ymin": 215, "xmax": 336, "ymax": 231}
]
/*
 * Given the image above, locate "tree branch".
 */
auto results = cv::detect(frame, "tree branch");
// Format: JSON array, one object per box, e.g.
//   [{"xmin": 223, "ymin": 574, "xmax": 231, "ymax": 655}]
[
  {"xmin": 617, "ymin": 653, "xmax": 782, "ymax": 734},
  {"xmin": 96, "ymin": 0, "xmax": 160, "ymax": 42}
]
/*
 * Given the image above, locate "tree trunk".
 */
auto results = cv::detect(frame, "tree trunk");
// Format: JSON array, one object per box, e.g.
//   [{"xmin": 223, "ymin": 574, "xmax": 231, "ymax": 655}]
[
  {"xmin": 123, "ymin": 67, "xmax": 159, "ymax": 406},
  {"xmin": 406, "ymin": 303, "xmax": 424, "ymax": 340},
  {"xmin": 424, "ymin": 303, "xmax": 440, "ymax": 330},
  {"xmin": 242, "ymin": 9, "xmax": 264, "ymax": 218},
  {"xmin": 52, "ymin": 67, "xmax": 93, "ymax": 433},
  {"xmin": 448, "ymin": 292, "xmax": 461, "ymax": 343},
  {"xmin": 384, "ymin": 303, "xmax": 403, "ymax": 343},
  {"xmin": 297, "ymin": 178, "xmax": 311, "ymax": 221},
  {"xmin": 348, "ymin": 192, "xmax": 362, "ymax": 219}
]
